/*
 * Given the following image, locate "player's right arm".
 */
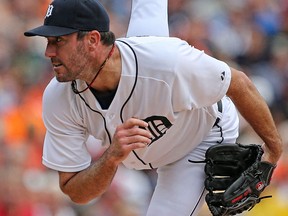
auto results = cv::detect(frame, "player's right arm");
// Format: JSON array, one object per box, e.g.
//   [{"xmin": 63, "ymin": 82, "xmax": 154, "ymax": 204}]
[{"xmin": 58, "ymin": 118, "xmax": 152, "ymax": 204}]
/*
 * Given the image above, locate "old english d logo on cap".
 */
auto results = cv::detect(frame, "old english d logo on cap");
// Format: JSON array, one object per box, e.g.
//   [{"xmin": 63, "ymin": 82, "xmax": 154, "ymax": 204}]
[
  {"xmin": 45, "ymin": 5, "xmax": 54, "ymax": 18},
  {"xmin": 24, "ymin": 0, "xmax": 110, "ymax": 37}
]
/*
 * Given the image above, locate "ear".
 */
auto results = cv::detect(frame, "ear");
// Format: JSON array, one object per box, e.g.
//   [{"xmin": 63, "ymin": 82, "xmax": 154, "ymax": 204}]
[{"xmin": 87, "ymin": 30, "xmax": 101, "ymax": 49}]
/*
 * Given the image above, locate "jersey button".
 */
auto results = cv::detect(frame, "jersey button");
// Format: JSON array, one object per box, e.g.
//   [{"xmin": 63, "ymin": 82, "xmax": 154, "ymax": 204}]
[{"xmin": 108, "ymin": 114, "xmax": 115, "ymax": 119}]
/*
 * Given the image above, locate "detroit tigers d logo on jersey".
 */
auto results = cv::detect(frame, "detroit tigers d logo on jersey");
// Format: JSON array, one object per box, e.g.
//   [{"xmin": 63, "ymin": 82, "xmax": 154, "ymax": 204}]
[{"xmin": 142, "ymin": 116, "xmax": 172, "ymax": 145}]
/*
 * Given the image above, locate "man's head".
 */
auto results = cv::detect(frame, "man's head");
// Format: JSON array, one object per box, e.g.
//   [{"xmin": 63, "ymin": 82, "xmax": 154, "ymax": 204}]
[{"xmin": 24, "ymin": 0, "xmax": 110, "ymax": 37}]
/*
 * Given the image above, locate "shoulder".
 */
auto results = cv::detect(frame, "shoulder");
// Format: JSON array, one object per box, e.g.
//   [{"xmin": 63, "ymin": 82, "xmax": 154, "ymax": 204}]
[
  {"xmin": 116, "ymin": 36, "xmax": 188, "ymax": 49},
  {"xmin": 43, "ymin": 78, "xmax": 72, "ymax": 101},
  {"xmin": 116, "ymin": 36, "xmax": 201, "ymax": 62},
  {"xmin": 116, "ymin": 36, "xmax": 191, "ymax": 69},
  {"xmin": 43, "ymin": 78, "xmax": 75, "ymax": 117}
]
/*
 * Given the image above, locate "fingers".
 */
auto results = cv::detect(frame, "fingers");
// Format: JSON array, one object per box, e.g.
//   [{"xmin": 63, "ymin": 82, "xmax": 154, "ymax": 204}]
[
  {"xmin": 115, "ymin": 118, "xmax": 152, "ymax": 147},
  {"xmin": 107, "ymin": 118, "xmax": 152, "ymax": 164}
]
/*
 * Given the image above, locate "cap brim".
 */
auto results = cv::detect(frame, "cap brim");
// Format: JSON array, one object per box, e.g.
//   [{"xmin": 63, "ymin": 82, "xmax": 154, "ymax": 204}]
[{"xmin": 24, "ymin": 25, "xmax": 78, "ymax": 37}]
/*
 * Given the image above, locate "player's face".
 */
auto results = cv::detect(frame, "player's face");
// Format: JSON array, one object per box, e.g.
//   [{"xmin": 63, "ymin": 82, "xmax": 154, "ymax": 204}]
[{"xmin": 45, "ymin": 33, "xmax": 91, "ymax": 82}]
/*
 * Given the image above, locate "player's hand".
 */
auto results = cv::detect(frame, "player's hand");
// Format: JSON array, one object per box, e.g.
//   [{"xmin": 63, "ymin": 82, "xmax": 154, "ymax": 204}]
[{"xmin": 107, "ymin": 117, "xmax": 152, "ymax": 165}]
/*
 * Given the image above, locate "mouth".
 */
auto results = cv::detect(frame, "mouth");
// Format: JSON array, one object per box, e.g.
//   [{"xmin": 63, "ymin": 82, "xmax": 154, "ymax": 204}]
[
  {"xmin": 52, "ymin": 63, "xmax": 63, "ymax": 69},
  {"xmin": 51, "ymin": 58, "xmax": 63, "ymax": 69}
]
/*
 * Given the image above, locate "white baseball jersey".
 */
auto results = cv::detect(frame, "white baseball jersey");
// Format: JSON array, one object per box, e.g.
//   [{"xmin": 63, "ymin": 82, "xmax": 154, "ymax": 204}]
[
  {"xmin": 43, "ymin": 37, "xmax": 231, "ymax": 172},
  {"xmin": 42, "ymin": 36, "xmax": 231, "ymax": 172}
]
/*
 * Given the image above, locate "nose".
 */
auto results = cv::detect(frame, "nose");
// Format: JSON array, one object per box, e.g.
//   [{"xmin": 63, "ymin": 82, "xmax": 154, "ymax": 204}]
[{"xmin": 45, "ymin": 43, "xmax": 56, "ymax": 58}]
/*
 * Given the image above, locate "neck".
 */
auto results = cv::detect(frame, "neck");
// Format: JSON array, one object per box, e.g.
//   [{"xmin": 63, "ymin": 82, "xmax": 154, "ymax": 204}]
[
  {"xmin": 90, "ymin": 44, "xmax": 121, "ymax": 92},
  {"xmin": 73, "ymin": 43, "xmax": 116, "ymax": 94}
]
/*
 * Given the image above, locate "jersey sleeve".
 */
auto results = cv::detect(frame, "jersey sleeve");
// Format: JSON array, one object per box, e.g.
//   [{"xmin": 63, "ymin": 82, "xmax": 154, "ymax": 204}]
[
  {"xmin": 172, "ymin": 45, "xmax": 231, "ymax": 110},
  {"xmin": 42, "ymin": 79, "xmax": 91, "ymax": 172}
]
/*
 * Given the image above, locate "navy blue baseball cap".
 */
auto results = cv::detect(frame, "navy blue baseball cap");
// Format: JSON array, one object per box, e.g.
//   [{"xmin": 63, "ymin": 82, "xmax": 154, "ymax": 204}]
[{"xmin": 24, "ymin": 0, "xmax": 110, "ymax": 37}]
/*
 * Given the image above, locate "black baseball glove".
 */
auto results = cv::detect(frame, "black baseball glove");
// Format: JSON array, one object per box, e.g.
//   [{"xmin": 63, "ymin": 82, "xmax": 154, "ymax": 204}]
[{"xmin": 203, "ymin": 143, "xmax": 276, "ymax": 216}]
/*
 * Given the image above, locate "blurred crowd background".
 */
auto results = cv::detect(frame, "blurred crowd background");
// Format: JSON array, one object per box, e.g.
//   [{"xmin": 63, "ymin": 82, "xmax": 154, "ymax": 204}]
[{"xmin": 0, "ymin": 0, "xmax": 287, "ymax": 215}]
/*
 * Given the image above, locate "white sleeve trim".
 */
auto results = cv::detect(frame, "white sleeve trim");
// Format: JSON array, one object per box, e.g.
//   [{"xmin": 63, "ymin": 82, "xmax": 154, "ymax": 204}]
[{"xmin": 42, "ymin": 157, "xmax": 91, "ymax": 172}]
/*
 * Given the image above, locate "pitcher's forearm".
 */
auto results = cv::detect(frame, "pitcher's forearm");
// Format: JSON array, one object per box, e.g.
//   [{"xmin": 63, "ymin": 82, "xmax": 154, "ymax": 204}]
[
  {"xmin": 59, "ymin": 154, "xmax": 119, "ymax": 204},
  {"xmin": 227, "ymin": 68, "xmax": 283, "ymax": 164}
]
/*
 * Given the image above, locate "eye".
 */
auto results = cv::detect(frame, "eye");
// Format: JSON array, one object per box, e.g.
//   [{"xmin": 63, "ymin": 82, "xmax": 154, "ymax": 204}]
[{"xmin": 56, "ymin": 37, "xmax": 62, "ymax": 43}]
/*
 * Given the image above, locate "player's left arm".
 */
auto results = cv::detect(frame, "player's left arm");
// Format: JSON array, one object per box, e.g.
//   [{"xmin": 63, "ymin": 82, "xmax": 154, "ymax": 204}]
[{"xmin": 227, "ymin": 67, "xmax": 283, "ymax": 165}]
